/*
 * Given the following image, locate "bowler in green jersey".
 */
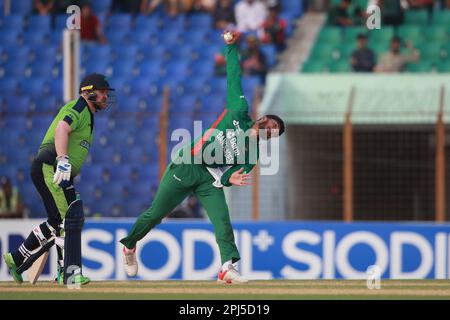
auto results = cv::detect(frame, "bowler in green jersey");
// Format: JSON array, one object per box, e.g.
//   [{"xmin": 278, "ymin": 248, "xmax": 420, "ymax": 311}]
[{"xmin": 121, "ymin": 32, "xmax": 285, "ymax": 284}]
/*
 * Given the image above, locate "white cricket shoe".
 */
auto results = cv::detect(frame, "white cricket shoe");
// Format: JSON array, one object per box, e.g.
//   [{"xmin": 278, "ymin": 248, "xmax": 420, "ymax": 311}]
[
  {"xmin": 217, "ymin": 264, "xmax": 248, "ymax": 284},
  {"xmin": 122, "ymin": 246, "xmax": 138, "ymax": 277}
]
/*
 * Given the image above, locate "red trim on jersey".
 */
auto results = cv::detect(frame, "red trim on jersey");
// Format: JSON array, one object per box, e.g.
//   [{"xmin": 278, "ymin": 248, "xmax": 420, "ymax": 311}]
[{"xmin": 191, "ymin": 109, "xmax": 228, "ymax": 156}]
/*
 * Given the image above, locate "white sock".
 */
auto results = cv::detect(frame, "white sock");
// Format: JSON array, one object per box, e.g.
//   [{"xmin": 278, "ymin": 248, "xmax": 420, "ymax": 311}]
[{"xmin": 221, "ymin": 260, "xmax": 232, "ymax": 271}]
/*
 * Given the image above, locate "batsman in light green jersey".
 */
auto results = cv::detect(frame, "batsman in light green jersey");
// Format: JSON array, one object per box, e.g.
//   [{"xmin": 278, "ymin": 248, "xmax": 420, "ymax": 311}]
[
  {"xmin": 121, "ymin": 32, "xmax": 285, "ymax": 284},
  {"xmin": 3, "ymin": 73, "xmax": 115, "ymax": 286}
]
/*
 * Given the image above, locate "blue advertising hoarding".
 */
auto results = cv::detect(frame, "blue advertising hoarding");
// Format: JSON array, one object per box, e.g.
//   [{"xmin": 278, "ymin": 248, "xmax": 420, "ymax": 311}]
[{"xmin": 1, "ymin": 220, "xmax": 449, "ymax": 281}]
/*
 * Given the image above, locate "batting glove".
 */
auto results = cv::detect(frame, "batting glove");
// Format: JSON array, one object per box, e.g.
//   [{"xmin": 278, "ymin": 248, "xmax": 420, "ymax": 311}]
[{"xmin": 53, "ymin": 155, "xmax": 72, "ymax": 188}]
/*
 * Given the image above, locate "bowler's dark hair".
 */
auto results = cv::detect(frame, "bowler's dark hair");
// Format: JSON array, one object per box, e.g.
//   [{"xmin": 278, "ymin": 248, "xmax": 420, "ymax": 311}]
[{"xmin": 266, "ymin": 114, "xmax": 285, "ymax": 136}]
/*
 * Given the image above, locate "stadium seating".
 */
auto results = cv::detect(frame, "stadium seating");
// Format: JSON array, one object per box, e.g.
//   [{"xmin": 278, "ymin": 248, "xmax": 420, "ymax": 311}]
[
  {"xmin": 303, "ymin": 7, "xmax": 450, "ymax": 73},
  {"xmin": 0, "ymin": 1, "xmax": 298, "ymax": 217}
]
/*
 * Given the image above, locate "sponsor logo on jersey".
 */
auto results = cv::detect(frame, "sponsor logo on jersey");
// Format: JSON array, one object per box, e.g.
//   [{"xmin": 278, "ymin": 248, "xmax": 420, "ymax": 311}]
[{"xmin": 80, "ymin": 140, "xmax": 90, "ymax": 150}]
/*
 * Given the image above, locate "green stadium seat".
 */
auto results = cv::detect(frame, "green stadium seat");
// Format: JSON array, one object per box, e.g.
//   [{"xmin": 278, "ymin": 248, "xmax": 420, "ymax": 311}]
[
  {"xmin": 404, "ymin": 10, "xmax": 429, "ymax": 25},
  {"xmin": 354, "ymin": 0, "xmax": 368, "ymax": 9},
  {"xmin": 436, "ymin": 61, "xmax": 450, "ymax": 73},
  {"xmin": 368, "ymin": 27, "xmax": 395, "ymax": 43},
  {"xmin": 338, "ymin": 43, "xmax": 358, "ymax": 60},
  {"xmin": 405, "ymin": 61, "xmax": 433, "ymax": 72},
  {"xmin": 343, "ymin": 26, "xmax": 367, "ymax": 42},
  {"xmin": 309, "ymin": 43, "xmax": 338, "ymax": 61},
  {"xmin": 368, "ymin": 38, "xmax": 390, "ymax": 53},
  {"xmin": 396, "ymin": 25, "xmax": 423, "ymax": 45},
  {"xmin": 422, "ymin": 26, "xmax": 448, "ymax": 42},
  {"xmin": 317, "ymin": 27, "xmax": 342, "ymax": 44},
  {"xmin": 301, "ymin": 60, "xmax": 328, "ymax": 73},
  {"xmin": 431, "ymin": 10, "xmax": 450, "ymax": 25},
  {"xmin": 417, "ymin": 44, "xmax": 443, "ymax": 62},
  {"xmin": 329, "ymin": 61, "xmax": 351, "ymax": 73},
  {"xmin": 441, "ymin": 44, "xmax": 450, "ymax": 60}
]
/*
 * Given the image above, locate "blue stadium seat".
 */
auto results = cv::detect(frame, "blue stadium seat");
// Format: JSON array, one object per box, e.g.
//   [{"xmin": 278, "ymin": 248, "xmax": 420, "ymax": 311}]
[
  {"xmin": 128, "ymin": 30, "xmax": 154, "ymax": 45},
  {"xmin": 138, "ymin": 61, "xmax": 162, "ymax": 77},
  {"xmin": 22, "ymin": 31, "xmax": 48, "ymax": 46},
  {"xmin": 81, "ymin": 165, "xmax": 104, "ymax": 182},
  {"xmin": 207, "ymin": 77, "xmax": 227, "ymax": 94},
  {"xmin": 187, "ymin": 14, "xmax": 212, "ymax": 29},
  {"xmin": 190, "ymin": 60, "xmax": 215, "ymax": 78},
  {"xmin": 28, "ymin": 62, "xmax": 56, "ymax": 78},
  {"xmin": 105, "ymin": 28, "xmax": 129, "ymax": 44},
  {"xmin": 11, "ymin": 0, "xmax": 32, "ymax": 14},
  {"xmin": 200, "ymin": 94, "xmax": 226, "ymax": 112},
  {"xmin": 48, "ymin": 31, "xmax": 63, "ymax": 46},
  {"xmin": 1, "ymin": 61, "xmax": 27, "ymax": 78},
  {"xmin": 167, "ymin": 45, "xmax": 194, "ymax": 61},
  {"xmin": 171, "ymin": 94, "xmax": 198, "ymax": 113},
  {"xmin": 281, "ymin": 0, "xmax": 303, "ymax": 17},
  {"xmin": 55, "ymin": 15, "xmax": 68, "ymax": 30},
  {"xmin": 109, "ymin": 60, "xmax": 136, "ymax": 78},
  {"xmin": 30, "ymin": 116, "xmax": 54, "ymax": 132},
  {"xmin": 34, "ymin": 95, "xmax": 58, "ymax": 113},
  {"xmin": 0, "ymin": 78, "xmax": 18, "ymax": 92},
  {"xmin": 162, "ymin": 61, "xmax": 190, "ymax": 79},
  {"xmin": 158, "ymin": 29, "xmax": 182, "ymax": 45},
  {"xmin": 3, "ymin": 116, "xmax": 28, "ymax": 130},
  {"xmin": 82, "ymin": 60, "xmax": 110, "ymax": 77},
  {"xmin": 91, "ymin": 0, "xmax": 112, "ymax": 14},
  {"xmin": 0, "ymin": 30, "xmax": 19, "ymax": 46},
  {"xmin": 48, "ymin": 79, "xmax": 63, "ymax": 97},
  {"xmin": 130, "ymin": 77, "xmax": 155, "ymax": 96},
  {"xmin": 242, "ymin": 76, "xmax": 261, "ymax": 93},
  {"xmin": 144, "ymin": 95, "xmax": 163, "ymax": 112},
  {"xmin": 181, "ymin": 77, "xmax": 207, "ymax": 94},
  {"xmin": 106, "ymin": 14, "xmax": 132, "ymax": 29},
  {"xmin": 28, "ymin": 15, "xmax": 51, "ymax": 32},
  {"xmin": 20, "ymin": 78, "xmax": 49, "ymax": 97},
  {"xmin": 83, "ymin": 44, "xmax": 112, "ymax": 61},
  {"xmin": 91, "ymin": 147, "xmax": 118, "ymax": 163},
  {"xmin": 188, "ymin": 29, "xmax": 210, "ymax": 46},
  {"xmin": 112, "ymin": 45, "xmax": 139, "ymax": 62},
  {"xmin": 32, "ymin": 46, "xmax": 59, "ymax": 63},
  {"xmin": 135, "ymin": 15, "xmax": 160, "ymax": 30},
  {"xmin": 5, "ymin": 96, "xmax": 31, "ymax": 114},
  {"xmin": 5, "ymin": 147, "xmax": 33, "ymax": 164},
  {"xmin": 140, "ymin": 45, "xmax": 166, "ymax": 61},
  {"xmin": 161, "ymin": 15, "xmax": 185, "ymax": 29},
  {"xmin": 260, "ymin": 45, "xmax": 277, "ymax": 67},
  {"xmin": 1, "ymin": 14, "xmax": 24, "ymax": 31},
  {"xmin": 4, "ymin": 47, "xmax": 31, "ymax": 64}
]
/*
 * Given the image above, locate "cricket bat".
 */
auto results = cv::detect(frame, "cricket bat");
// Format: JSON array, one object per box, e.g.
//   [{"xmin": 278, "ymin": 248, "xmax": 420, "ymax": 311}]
[{"xmin": 27, "ymin": 251, "xmax": 49, "ymax": 285}]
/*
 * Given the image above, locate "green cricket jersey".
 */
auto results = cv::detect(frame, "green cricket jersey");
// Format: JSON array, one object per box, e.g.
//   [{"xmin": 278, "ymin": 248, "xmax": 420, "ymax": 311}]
[
  {"xmin": 37, "ymin": 97, "xmax": 94, "ymax": 177},
  {"xmin": 179, "ymin": 44, "xmax": 259, "ymax": 187}
]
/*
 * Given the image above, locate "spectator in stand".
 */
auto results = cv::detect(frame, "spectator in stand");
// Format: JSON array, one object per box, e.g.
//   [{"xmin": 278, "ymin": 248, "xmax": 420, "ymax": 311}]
[
  {"xmin": 352, "ymin": 6, "xmax": 367, "ymax": 25},
  {"xmin": 261, "ymin": 3, "xmax": 286, "ymax": 52},
  {"xmin": 111, "ymin": 0, "xmax": 142, "ymax": 14},
  {"xmin": 375, "ymin": 36, "xmax": 419, "ymax": 73},
  {"xmin": 328, "ymin": 0, "xmax": 353, "ymax": 26},
  {"xmin": 241, "ymin": 34, "xmax": 267, "ymax": 82},
  {"xmin": 212, "ymin": 0, "xmax": 236, "ymax": 29},
  {"xmin": 33, "ymin": 0, "xmax": 55, "ymax": 15},
  {"xmin": 351, "ymin": 34, "xmax": 375, "ymax": 72},
  {"xmin": 0, "ymin": 176, "xmax": 25, "ymax": 219},
  {"xmin": 54, "ymin": 0, "xmax": 81, "ymax": 14},
  {"xmin": 141, "ymin": 0, "xmax": 183, "ymax": 16},
  {"xmin": 408, "ymin": 0, "xmax": 434, "ymax": 15},
  {"xmin": 183, "ymin": 0, "xmax": 217, "ymax": 13},
  {"xmin": 235, "ymin": 0, "xmax": 268, "ymax": 36},
  {"xmin": 80, "ymin": 3, "xmax": 108, "ymax": 44},
  {"xmin": 377, "ymin": 0, "xmax": 404, "ymax": 26}
]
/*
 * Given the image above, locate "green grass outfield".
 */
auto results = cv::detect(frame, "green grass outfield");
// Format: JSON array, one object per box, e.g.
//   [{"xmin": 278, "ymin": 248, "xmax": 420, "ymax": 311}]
[{"xmin": 1, "ymin": 280, "xmax": 450, "ymax": 300}]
